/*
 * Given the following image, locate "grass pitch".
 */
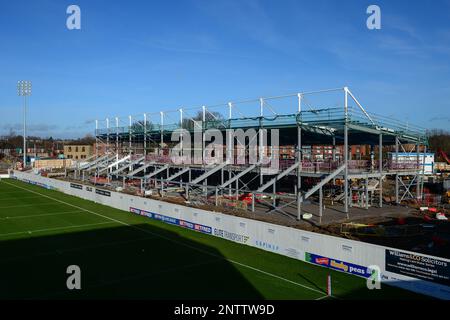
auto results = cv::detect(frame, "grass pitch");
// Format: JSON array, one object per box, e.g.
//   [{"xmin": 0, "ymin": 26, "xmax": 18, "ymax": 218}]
[{"xmin": 0, "ymin": 179, "xmax": 427, "ymax": 299}]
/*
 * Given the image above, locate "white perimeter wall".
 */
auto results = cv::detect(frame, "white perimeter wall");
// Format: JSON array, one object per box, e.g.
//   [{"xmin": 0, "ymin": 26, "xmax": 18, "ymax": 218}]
[{"xmin": 9, "ymin": 171, "xmax": 450, "ymax": 300}]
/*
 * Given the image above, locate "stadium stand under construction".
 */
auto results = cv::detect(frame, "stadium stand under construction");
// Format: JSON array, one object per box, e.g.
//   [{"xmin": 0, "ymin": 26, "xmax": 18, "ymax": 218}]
[{"xmin": 70, "ymin": 87, "xmax": 428, "ymax": 227}]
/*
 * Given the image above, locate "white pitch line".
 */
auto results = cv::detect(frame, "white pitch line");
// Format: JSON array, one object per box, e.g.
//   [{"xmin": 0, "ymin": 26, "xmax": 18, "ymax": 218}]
[
  {"xmin": 4, "ymin": 180, "xmax": 327, "ymax": 298},
  {"xmin": 0, "ymin": 210, "xmax": 84, "ymax": 221},
  {"xmin": 0, "ymin": 195, "xmax": 44, "ymax": 201},
  {"xmin": 0, "ymin": 221, "xmax": 116, "ymax": 238},
  {"xmin": 0, "ymin": 202, "xmax": 58, "ymax": 209},
  {"xmin": 0, "ymin": 191, "xmax": 27, "ymax": 195}
]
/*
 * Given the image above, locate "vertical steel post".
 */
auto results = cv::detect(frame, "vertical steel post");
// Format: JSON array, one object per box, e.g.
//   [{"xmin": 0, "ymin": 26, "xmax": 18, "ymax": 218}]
[
  {"xmin": 344, "ymin": 87, "xmax": 349, "ymax": 217},
  {"xmin": 332, "ymin": 136, "xmax": 336, "ymax": 161},
  {"xmin": 160, "ymin": 111, "xmax": 164, "ymax": 157},
  {"xmin": 421, "ymin": 145, "xmax": 427, "ymax": 200},
  {"xmin": 144, "ymin": 113, "xmax": 147, "ymax": 156},
  {"xmin": 416, "ymin": 142, "xmax": 420, "ymax": 201},
  {"xmin": 227, "ymin": 102, "xmax": 233, "ymax": 196},
  {"xmin": 297, "ymin": 93, "xmax": 302, "ymax": 220},
  {"xmin": 95, "ymin": 120, "xmax": 98, "ymax": 160},
  {"xmin": 259, "ymin": 98, "xmax": 264, "ymax": 186},
  {"xmin": 215, "ymin": 188, "xmax": 218, "ymax": 206},
  {"xmin": 379, "ymin": 133, "xmax": 383, "ymax": 208},
  {"xmin": 106, "ymin": 118, "xmax": 110, "ymax": 155},
  {"xmin": 365, "ymin": 176, "xmax": 369, "ymax": 209},
  {"xmin": 273, "ymin": 181, "xmax": 276, "ymax": 208},
  {"xmin": 129, "ymin": 115, "xmax": 132, "ymax": 156},
  {"xmin": 319, "ymin": 186, "xmax": 323, "ymax": 224},
  {"xmin": 179, "ymin": 108, "xmax": 183, "ymax": 163},
  {"xmin": 115, "ymin": 117, "xmax": 119, "ymax": 158},
  {"xmin": 202, "ymin": 105, "xmax": 206, "ymax": 165},
  {"xmin": 395, "ymin": 136, "xmax": 399, "ymax": 204},
  {"xmin": 251, "ymin": 192, "xmax": 255, "ymax": 212}
]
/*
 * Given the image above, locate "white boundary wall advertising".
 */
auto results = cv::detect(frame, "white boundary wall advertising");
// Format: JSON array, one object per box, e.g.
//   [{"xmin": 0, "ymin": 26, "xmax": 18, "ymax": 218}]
[{"xmin": 10, "ymin": 171, "xmax": 450, "ymax": 299}]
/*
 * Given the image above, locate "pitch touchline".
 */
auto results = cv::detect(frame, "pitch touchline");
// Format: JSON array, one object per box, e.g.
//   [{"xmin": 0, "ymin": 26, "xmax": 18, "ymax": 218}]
[
  {"xmin": 4, "ymin": 180, "xmax": 328, "ymax": 298},
  {"xmin": 0, "ymin": 221, "xmax": 116, "ymax": 238},
  {"xmin": 0, "ymin": 195, "xmax": 44, "ymax": 201},
  {"xmin": 0, "ymin": 202, "xmax": 57, "ymax": 209},
  {"xmin": 0, "ymin": 210, "xmax": 84, "ymax": 221},
  {"xmin": 0, "ymin": 190, "xmax": 29, "ymax": 195}
]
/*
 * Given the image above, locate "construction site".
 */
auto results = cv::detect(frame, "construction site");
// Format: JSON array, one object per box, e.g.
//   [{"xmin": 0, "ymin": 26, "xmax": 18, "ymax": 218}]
[{"xmin": 47, "ymin": 87, "xmax": 449, "ymax": 258}]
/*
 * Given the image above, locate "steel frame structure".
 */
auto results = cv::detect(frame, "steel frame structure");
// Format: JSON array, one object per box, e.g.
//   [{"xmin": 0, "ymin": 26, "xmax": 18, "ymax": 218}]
[{"xmin": 83, "ymin": 87, "xmax": 428, "ymax": 224}]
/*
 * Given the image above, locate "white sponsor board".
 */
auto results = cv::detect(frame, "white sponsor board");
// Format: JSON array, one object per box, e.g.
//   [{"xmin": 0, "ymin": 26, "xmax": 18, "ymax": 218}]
[{"xmin": 11, "ymin": 171, "xmax": 450, "ymax": 299}]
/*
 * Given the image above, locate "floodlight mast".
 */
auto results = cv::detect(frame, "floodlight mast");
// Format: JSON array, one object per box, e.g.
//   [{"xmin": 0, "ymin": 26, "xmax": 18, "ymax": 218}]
[{"xmin": 17, "ymin": 81, "xmax": 32, "ymax": 167}]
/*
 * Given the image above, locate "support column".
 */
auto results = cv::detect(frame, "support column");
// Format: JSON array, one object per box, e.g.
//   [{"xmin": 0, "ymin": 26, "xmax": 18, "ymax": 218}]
[
  {"xmin": 344, "ymin": 87, "xmax": 349, "ymax": 218},
  {"xmin": 365, "ymin": 176, "xmax": 369, "ymax": 209},
  {"xmin": 251, "ymin": 192, "xmax": 255, "ymax": 212},
  {"xmin": 296, "ymin": 93, "xmax": 302, "ymax": 220},
  {"xmin": 420, "ymin": 145, "xmax": 427, "ymax": 200},
  {"xmin": 115, "ymin": 117, "xmax": 119, "ymax": 156},
  {"xmin": 259, "ymin": 98, "xmax": 264, "ymax": 187},
  {"xmin": 160, "ymin": 111, "xmax": 164, "ymax": 157},
  {"xmin": 202, "ymin": 106, "xmax": 206, "ymax": 166},
  {"xmin": 297, "ymin": 124, "xmax": 302, "ymax": 220},
  {"xmin": 395, "ymin": 136, "xmax": 399, "ymax": 204},
  {"xmin": 144, "ymin": 113, "xmax": 147, "ymax": 156},
  {"xmin": 273, "ymin": 181, "xmax": 276, "ymax": 209},
  {"xmin": 416, "ymin": 142, "xmax": 420, "ymax": 201},
  {"xmin": 95, "ymin": 120, "xmax": 99, "ymax": 160},
  {"xmin": 228, "ymin": 171, "xmax": 232, "ymax": 196},
  {"xmin": 128, "ymin": 115, "xmax": 132, "ymax": 156},
  {"xmin": 179, "ymin": 108, "xmax": 183, "ymax": 163},
  {"xmin": 319, "ymin": 186, "xmax": 323, "ymax": 225},
  {"xmin": 332, "ymin": 136, "xmax": 336, "ymax": 161},
  {"xmin": 379, "ymin": 133, "xmax": 383, "ymax": 208},
  {"xmin": 227, "ymin": 103, "xmax": 233, "ymax": 196},
  {"xmin": 106, "ymin": 118, "xmax": 110, "ymax": 155}
]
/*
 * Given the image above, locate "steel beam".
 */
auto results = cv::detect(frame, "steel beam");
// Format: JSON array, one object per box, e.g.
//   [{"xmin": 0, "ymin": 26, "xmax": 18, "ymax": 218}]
[
  {"xmin": 300, "ymin": 164, "xmax": 346, "ymax": 201},
  {"xmin": 190, "ymin": 162, "xmax": 229, "ymax": 185},
  {"xmin": 110, "ymin": 155, "xmax": 145, "ymax": 176},
  {"xmin": 127, "ymin": 161, "xmax": 156, "ymax": 177},
  {"xmin": 143, "ymin": 164, "xmax": 169, "ymax": 179},
  {"xmin": 258, "ymin": 161, "xmax": 300, "ymax": 192},
  {"xmin": 166, "ymin": 167, "xmax": 190, "ymax": 181},
  {"xmin": 220, "ymin": 163, "xmax": 259, "ymax": 189}
]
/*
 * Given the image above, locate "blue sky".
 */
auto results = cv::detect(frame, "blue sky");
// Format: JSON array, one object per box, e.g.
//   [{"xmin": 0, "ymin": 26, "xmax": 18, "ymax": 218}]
[{"xmin": 0, "ymin": 0, "xmax": 449, "ymax": 138}]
